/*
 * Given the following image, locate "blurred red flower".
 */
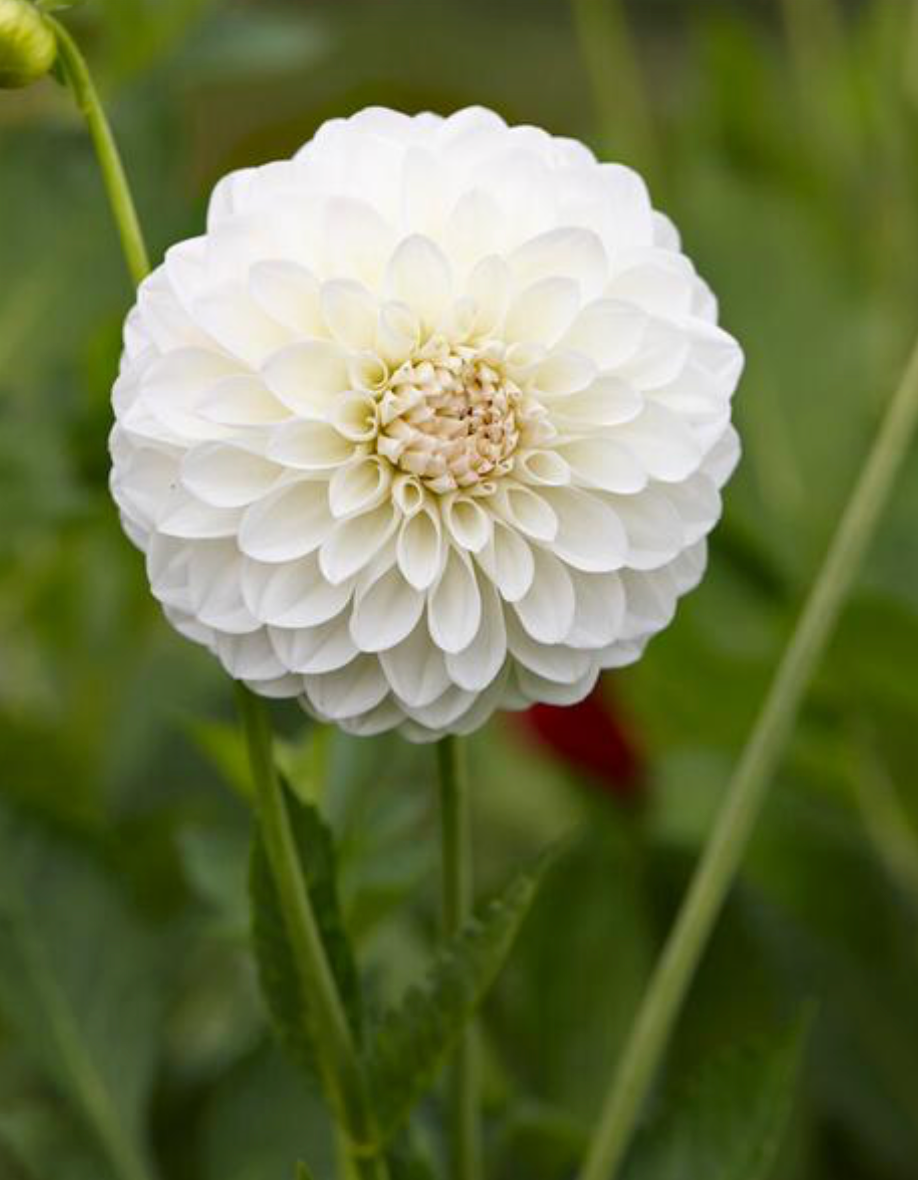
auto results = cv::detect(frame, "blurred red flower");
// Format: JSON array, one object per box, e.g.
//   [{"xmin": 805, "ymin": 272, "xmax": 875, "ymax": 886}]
[{"xmin": 514, "ymin": 682, "xmax": 644, "ymax": 800}]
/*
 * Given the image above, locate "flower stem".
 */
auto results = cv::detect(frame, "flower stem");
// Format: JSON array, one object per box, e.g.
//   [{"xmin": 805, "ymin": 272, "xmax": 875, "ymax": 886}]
[
  {"xmin": 437, "ymin": 736, "xmax": 482, "ymax": 1180},
  {"xmin": 579, "ymin": 331, "xmax": 918, "ymax": 1180},
  {"xmin": 236, "ymin": 685, "xmax": 388, "ymax": 1180},
  {"xmin": 48, "ymin": 16, "xmax": 150, "ymax": 286},
  {"xmin": 569, "ymin": 0, "xmax": 657, "ymax": 174}
]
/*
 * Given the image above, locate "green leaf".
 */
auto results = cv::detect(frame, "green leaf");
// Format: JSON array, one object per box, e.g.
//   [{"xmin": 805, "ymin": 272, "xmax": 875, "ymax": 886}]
[
  {"xmin": 295, "ymin": 1163, "xmax": 316, "ymax": 1180},
  {"xmin": 623, "ymin": 1013, "xmax": 811, "ymax": 1180},
  {"xmin": 0, "ymin": 804, "xmax": 161, "ymax": 1180},
  {"xmin": 250, "ymin": 785, "xmax": 363, "ymax": 1077},
  {"xmin": 365, "ymin": 848, "xmax": 553, "ymax": 1141}
]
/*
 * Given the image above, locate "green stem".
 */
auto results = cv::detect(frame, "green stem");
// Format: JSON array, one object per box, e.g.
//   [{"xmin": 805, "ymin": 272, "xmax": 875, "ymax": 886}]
[
  {"xmin": 236, "ymin": 686, "xmax": 388, "ymax": 1180},
  {"xmin": 48, "ymin": 16, "xmax": 151, "ymax": 286},
  {"xmin": 569, "ymin": 0, "xmax": 657, "ymax": 173},
  {"xmin": 437, "ymin": 736, "xmax": 481, "ymax": 1180},
  {"xmin": 579, "ymin": 330, "xmax": 918, "ymax": 1180}
]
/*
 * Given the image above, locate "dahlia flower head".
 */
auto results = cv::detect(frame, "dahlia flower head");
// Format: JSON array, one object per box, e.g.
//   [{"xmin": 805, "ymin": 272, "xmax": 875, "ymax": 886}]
[{"xmin": 110, "ymin": 106, "xmax": 742, "ymax": 741}]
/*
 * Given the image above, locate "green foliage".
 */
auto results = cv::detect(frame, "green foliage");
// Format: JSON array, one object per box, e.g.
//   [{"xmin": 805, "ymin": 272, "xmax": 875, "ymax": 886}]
[
  {"xmin": 250, "ymin": 785, "xmax": 363, "ymax": 1077},
  {"xmin": 295, "ymin": 1163, "xmax": 316, "ymax": 1180},
  {"xmin": 622, "ymin": 1015, "xmax": 811, "ymax": 1180},
  {"xmin": 0, "ymin": 803, "xmax": 161, "ymax": 1180},
  {"xmin": 365, "ymin": 848, "xmax": 553, "ymax": 1141}
]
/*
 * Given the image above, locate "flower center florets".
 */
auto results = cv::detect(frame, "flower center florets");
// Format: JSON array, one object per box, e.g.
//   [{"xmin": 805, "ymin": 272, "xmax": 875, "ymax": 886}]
[{"xmin": 374, "ymin": 338, "xmax": 525, "ymax": 495}]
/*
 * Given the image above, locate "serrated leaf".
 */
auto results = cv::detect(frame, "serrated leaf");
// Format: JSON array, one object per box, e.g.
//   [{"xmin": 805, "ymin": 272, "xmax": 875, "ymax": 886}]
[
  {"xmin": 0, "ymin": 804, "xmax": 160, "ymax": 1180},
  {"xmin": 365, "ymin": 848, "xmax": 553, "ymax": 1140},
  {"xmin": 250, "ymin": 784, "xmax": 362, "ymax": 1080},
  {"xmin": 623, "ymin": 1013, "xmax": 811, "ymax": 1180}
]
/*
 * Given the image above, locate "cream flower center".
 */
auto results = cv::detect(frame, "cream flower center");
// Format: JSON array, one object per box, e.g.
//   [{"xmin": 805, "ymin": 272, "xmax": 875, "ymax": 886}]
[{"xmin": 374, "ymin": 339, "xmax": 524, "ymax": 495}]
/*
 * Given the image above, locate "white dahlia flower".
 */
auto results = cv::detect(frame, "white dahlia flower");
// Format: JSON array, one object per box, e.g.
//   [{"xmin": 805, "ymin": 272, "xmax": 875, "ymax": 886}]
[{"xmin": 110, "ymin": 106, "xmax": 743, "ymax": 741}]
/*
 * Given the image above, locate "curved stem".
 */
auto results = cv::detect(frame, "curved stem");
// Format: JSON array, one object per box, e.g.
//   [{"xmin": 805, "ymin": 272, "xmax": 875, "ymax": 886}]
[
  {"xmin": 437, "ymin": 736, "xmax": 481, "ymax": 1180},
  {"xmin": 569, "ymin": 0, "xmax": 657, "ymax": 174},
  {"xmin": 48, "ymin": 17, "xmax": 150, "ymax": 285},
  {"xmin": 236, "ymin": 686, "xmax": 388, "ymax": 1180},
  {"xmin": 580, "ymin": 330, "xmax": 918, "ymax": 1180}
]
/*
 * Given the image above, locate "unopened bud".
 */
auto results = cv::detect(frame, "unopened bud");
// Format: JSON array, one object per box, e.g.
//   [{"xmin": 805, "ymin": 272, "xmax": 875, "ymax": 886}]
[{"xmin": 0, "ymin": 0, "xmax": 56, "ymax": 89}]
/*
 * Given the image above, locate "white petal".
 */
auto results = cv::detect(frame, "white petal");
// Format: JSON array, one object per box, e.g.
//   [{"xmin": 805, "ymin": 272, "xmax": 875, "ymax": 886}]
[
  {"xmin": 512, "ymin": 547, "xmax": 575, "ymax": 644},
  {"xmin": 267, "ymin": 420, "xmax": 358, "ymax": 471},
  {"xmin": 181, "ymin": 444, "xmax": 281, "ymax": 508},
  {"xmin": 616, "ymin": 403, "xmax": 702, "ymax": 482},
  {"xmin": 445, "ymin": 580, "xmax": 507, "ymax": 692},
  {"xmin": 464, "ymin": 254, "xmax": 511, "ymax": 337},
  {"xmin": 619, "ymin": 567, "xmax": 680, "ymax": 642},
  {"xmin": 319, "ymin": 504, "xmax": 398, "ymax": 583},
  {"xmin": 541, "ymin": 487, "xmax": 627, "ymax": 572},
  {"xmin": 515, "ymin": 661, "xmax": 600, "ymax": 707},
  {"xmin": 320, "ymin": 279, "xmax": 378, "ymax": 349},
  {"xmin": 247, "ymin": 673, "xmax": 304, "ymax": 700},
  {"xmin": 428, "ymin": 548, "xmax": 481, "ymax": 654},
  {"xmin": 216, "ymin": 630, "xmax": 288, "ymax": 681},
  {"xmin": 492, "ymin": 484, "xmax": 557, "ymax": 542},
  {"xmin": 547, "ymin": 375, "xmax": 643, "ymax": 426},
  {"xmin": 380, "ymin": 622, "xmax": 452, "ymax": 708},
  {"xmin": 194, "ymin": 287, "xmax": 293, "ymax": 366},
  {"xmin": 557, "ymin": 437, "xmax": 647, "ymax": 494},
  {"xmin": 559, "ymin": 299, "xmax": 646, "ymax": 369},
  {"xmin": 329, "ymin": 456, "xmax": 391, "ymax": 518},
  {"xmin": 384, "ymin": 235, "xmax": 453, "ymax": 330},
  {"xmin": 503, "ymin": 277, "xmax": 580, "ymax": 346},
  {"xmin": 444, "ymin": 190, "xmax": 507, "ymax": 270},
  {"xmin": 397, "ymin": 508, "xmax": 444, "ymax": 590},
  {"xmin": 611, "ymin": 487, "xmax": 685, "ymax": 570},
  {"xmin": 530, "ymin": 350, "xmax": 596, "ymax": 396},
  {"xmin": 505, "ymin": 613, "xmax": 592, "ymax": 683},
  {"xmin": 704, "ymin": 424, "xmax": 741, "ymax": 487},
  {"xmin": 401, "ymin": 684, "xmax": 478, "ymax": 731},
  {"xmin": 197, "ymin": 374, "xmax": 289, "ymax": 427},
  {"xmin": 241, "ymin": 553, "xmax": 352, "ymax": 627},
  {"xmin": 508, "ymin": 227, "xmax": 607, "ymax": 298},
  {"xmin": 238, "ymin": 481, "xmax": 333, "ymax": 562},
  {"xmin": 328, "ymin": 392, "xmax": 379, "ymax": 443},
  {"xmin": 262, "ymin": 341, "xmax": 352, "ymax": 417},
  {"xmin": 617, "ymin": 320, "xmax": 689, "ymax": 390},
  {"xmin": 350, "ymin": 565, "xmax": 426, "ymax": 652},
  {"xmin": 514, "ymin": 449, "xmax": 572, "ymax": 487},
  {"xmin": 304, "ymin": 655, "xmax": 389, "ymax": 720},
  {"xmin": 375, "ymin": 300, "xmax": 421, "ymax": 368},
  {"xmin": 322, "ymin": 196, "xmax": 397, "ymax": 286},
  {"xmin": 442, "ymin": 495, "xmax": 492, "ymax": 553},
  {"xmin": 567, "ymin": 570, "xmax": 626, "ymax": 647},
  {"xmin": 157, "ymin": 491, "xmax": 240, "ymax": 540},
  {"xmin": 270, "ymin": 616, "xmax": 358, "ymax": 674},
  {"xmin": 249, "ymin": 261, "xmax": 325, "ymax": 336},
  {"xmin": 474, "ymin": 521, "xmax": 534, "ymax": 602},
  {"xmin": 606, "ymin": 251, "xmax": 695, "ymax": 317},
  {"xmin": 187, "ymin": 542, "xmax": 259, "ymax": 634},
  {"xmin": 335, "ymin": 696, "xmax": 406, "ymax": 738}
]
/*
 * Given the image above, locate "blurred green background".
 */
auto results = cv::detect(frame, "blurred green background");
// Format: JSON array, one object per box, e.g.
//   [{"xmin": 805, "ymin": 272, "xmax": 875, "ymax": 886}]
[{"xmin": 2, "ymin": 1, "xmax": 918, "ymax": 1177}]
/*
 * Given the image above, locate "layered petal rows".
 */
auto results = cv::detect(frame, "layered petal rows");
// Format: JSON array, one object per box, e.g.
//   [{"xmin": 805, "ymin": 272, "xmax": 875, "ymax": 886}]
[{"xmin": 110, "ymin": 106, "xmax": 743, "ymax": 740}]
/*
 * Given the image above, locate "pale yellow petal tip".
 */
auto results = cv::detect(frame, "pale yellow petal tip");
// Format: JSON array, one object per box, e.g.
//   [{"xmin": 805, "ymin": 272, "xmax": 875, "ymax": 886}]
[{"xmin": 0, "ymin": 0, "xmax": 56, "ymax": 89}]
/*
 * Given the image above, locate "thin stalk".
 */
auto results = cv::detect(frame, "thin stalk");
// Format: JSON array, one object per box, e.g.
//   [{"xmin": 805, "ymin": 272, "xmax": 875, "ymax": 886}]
[
  {"xmin": 236, "ymin": 686, "xmax": 388, "ymax": 1180},
  {"xmin": 48, "ymin": 16, "xmax": 150, "ymax": 285},
  {"xmin": 569, "ymin": 0, "xmax": 657, "ymax": 173},
  {"xmin": 437, "ymin": 736, "xmax": 481, "ymax": 1180},
  {"xmin": 579, "ymin": 329, "xmax": 918, "ymax": 1180},
  {"xmin": 852, "ymin": 734, "xmax": 918, "ymax": 908}
]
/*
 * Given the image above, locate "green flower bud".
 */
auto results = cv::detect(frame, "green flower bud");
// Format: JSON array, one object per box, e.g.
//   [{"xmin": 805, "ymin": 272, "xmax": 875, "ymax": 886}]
[{"xmin": 0, "ymin": 0, "xmax": 56, "ymax": 89}]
